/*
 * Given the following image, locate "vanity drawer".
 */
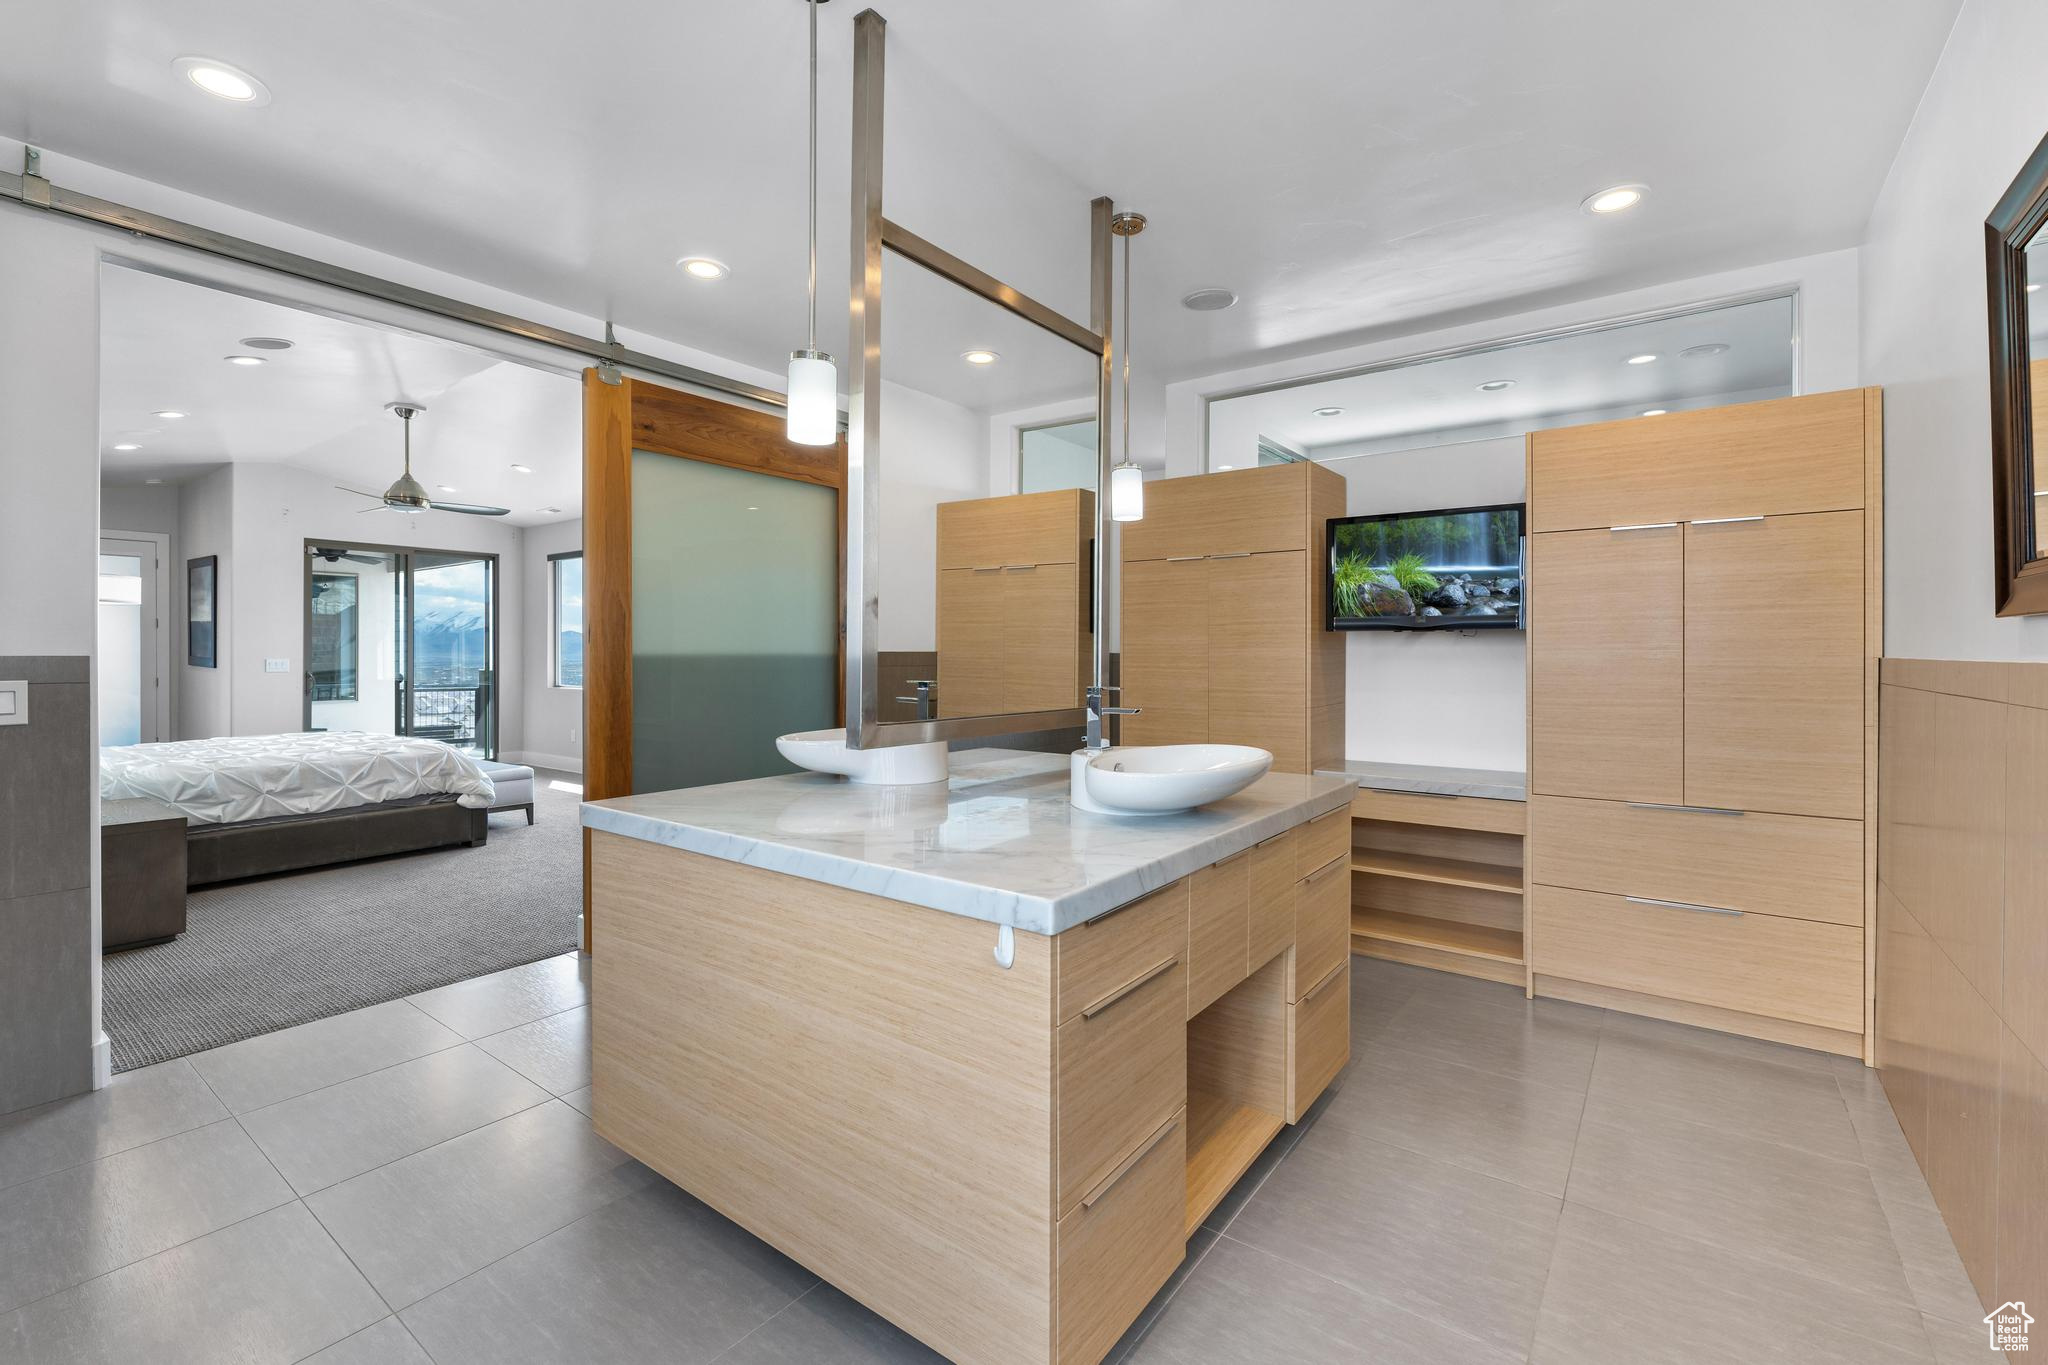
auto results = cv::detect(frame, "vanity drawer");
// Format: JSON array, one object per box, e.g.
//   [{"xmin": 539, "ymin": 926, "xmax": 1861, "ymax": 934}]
[
  {"xmin": 1287, "ymin": 958, "xmax": 1350, "ymax": 1122},
  {"xmin": 1530, "ymin": 884, "xmax": 1862, "ymax": 1032},
  {"xmin": 1057, "ymin": 880, "xmax": 1189, "ymax": 1025},
  {"xmin": 1531, "ymin": 795, "xmax": 1863, "ymax": 926},
  {"xmin": 1056, "ymin": 1109, "xmax": 1187, "ymax": 1365},
  {"xmin": 1056, "ymin": 956, "xmax": 1186, "ymax": 1215},
  {"xmin": 1296, "ymin": 806, "xmax": 1351, "ymax": 880},
  {"xmin": 1289, "ymin": 855, "xmax": 1350, "ymax": 1002},
  {"xmin": 1248, "ymin": 831, "xmax": 1296, "ymax": 971},
  {"xmin": 1188, "ymin": 854, "xmax": 1251, "ymax": 1018}
]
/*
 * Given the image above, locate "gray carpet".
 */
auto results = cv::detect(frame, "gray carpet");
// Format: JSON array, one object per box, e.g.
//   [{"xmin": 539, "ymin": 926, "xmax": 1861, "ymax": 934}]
[{"xmin": 103, "ymin": 770, "xmax": 584, "ymax": 1073}]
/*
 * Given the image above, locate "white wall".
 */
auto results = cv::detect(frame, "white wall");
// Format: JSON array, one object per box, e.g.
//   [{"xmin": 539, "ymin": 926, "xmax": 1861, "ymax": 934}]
[
  {"xmin": 1861, "ymin": 0, "xmax": 2048, "ymax": 661},
  {"xmin": 518, "ymin": 518, "xmax": 583, "ymax": 772},
  {"xmin": 1326, "ymin": 437, "xmax": 1528, "ymax": 771},
  {"xmin": 880, "ymin": 380, "xmax": 987, "ymax": 651},
  {"xmin": 176, "ymin": 465, "xmax": 234, "ymax": 740}
]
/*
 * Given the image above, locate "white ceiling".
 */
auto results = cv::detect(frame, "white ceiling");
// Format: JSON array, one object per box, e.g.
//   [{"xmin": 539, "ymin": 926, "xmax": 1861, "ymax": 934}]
[
  {"xmin": 6, "ymin": 1, "xmax": 1958, "ymax": 406},
  {"xmin": 100, "ymin": 264, "xmax": 582, "ymax": 524},
  {"xmin": 1215, "ymin": 294, "xmax": 1796, "ymax": 457}
]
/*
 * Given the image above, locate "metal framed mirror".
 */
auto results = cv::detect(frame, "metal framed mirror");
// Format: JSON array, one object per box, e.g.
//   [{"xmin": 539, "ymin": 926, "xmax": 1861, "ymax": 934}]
[
  {"xmin": 843, "ymin": 8, "xmax": 1116, "ymax": 748},
  {"xmin": 1986, "ymin": 129, "xmax": 2048, "ymax": 616}
]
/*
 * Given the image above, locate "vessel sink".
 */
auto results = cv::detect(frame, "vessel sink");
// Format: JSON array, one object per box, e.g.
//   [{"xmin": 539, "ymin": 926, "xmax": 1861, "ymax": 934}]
[
  {"xmin": 776, "ymin": 729, "xmax": 949, "ymax": 786},
  {"xmin": 1071, "ymin": 744, "xmax": 1273, "ymax": 815}
]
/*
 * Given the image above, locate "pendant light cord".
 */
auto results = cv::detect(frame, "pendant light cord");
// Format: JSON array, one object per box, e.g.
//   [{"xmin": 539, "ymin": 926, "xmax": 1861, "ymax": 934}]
[
  {"xmin": 807, "ymin": 0, "xmax": 819, "ymax": 352},
  {"xmin": 1120, "ymin": 231, "xmax": 1132, "ymax": 466}
]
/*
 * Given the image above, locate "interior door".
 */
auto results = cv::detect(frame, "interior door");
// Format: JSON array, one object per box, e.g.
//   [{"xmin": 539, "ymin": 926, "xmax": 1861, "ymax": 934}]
[
  {"xmin": 936, "ymin": 568, "xmax": 1006, "ymax": 718},
  {"xmin": 97, "ymin": 536, "xmax": 162, "ymax": 745},
  {"xmin": 1208, "ymin": 551, "xmax": 1307, "ymax": 771},
  {"xmin": 1530, "ymin": 525, "xmax": 1684, "ymax": 804},
  {"xmin": 1684, "ymin": 512, "xmax": 1863, "ymax": 817},
  {"xmin": 1120, "ymin": 557, "xmax": 1207, "ymax": 748}
]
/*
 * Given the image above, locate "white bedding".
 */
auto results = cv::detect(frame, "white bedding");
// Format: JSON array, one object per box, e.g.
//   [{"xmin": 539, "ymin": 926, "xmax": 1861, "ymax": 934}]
[{"xmin": 100, "ymin": 732, "xmax": 496, "ymax": 825}]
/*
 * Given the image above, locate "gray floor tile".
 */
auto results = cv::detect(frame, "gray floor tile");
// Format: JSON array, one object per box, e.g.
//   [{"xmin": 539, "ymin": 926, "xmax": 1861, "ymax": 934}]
[
  {"xmin": 1317, "ymin": 1040, "xmax": 1585, "ymax": 1196},
  {"xmin": 299, "ymin": 1316, "xmax": 436, "ymax": 1365},
  {"xmin": 238, "ymin": 1045, "xmax": 549, "ymax": 1195},
  {"xmin": 307, "ymin": 1099, "xmax": 658, "ymax": 1309},
  {"xmin": 1568, "ymin": 1112, "xmax": 1912, "ymax": 1301},
  {"xmin": 0, "ymin": 1203, "xmax": 386, "ymax": 1365},
  {"xmin": 0, "ymin": 1059, "xmax": 225, "ymax": 1192},
  {"xmin": 1868, "ymin": 1157, "xmax": 1991, "ymax": 1328},
  {"xmin": 189, "ymin": 1000, "xmax": 462, "ymax": 1115},
  {"xmin": 1105, "ymin": 1228, "xmax": 1221, "ymax": 1365},
  {"xmin": 408, "ymin": 953, "xmax": 588, "ymax": 1040},
  {"xmin": 1133, "ymin": 1233, "xmax": 1520, "ymax": 1364},
  {"xmin": 1922, "ymin": 1311, "xmax": 2011, "ymax": 1363},
  {"xmin": 1533, "ymin": 1202, "xmax": 1933, "ymax": 1365},
  {"xmin": 1225, "ymin": 1120, "xmax": 1559, "ymax": 1356},
  {"xmin": 399, "ymin": 1183, "xmax": 816, "ymax": 1365},
  {"xmin": 1199, "ymin": 1121, "xmax": 1305, "ymax": 1235},
  {"xmin": 0, "ymin": 1119, "xmax": 295, "ymax": 1314},
  {"xmin": 716, "ymin": 1283, "xmax": 946, "ymax": 1364},
  {"xmin": 474, "ymin": 1006, "xmax": 591, "ymax": 1096},
  {"xmin": 561, "ymin": 1086, "xmax": 595, "ymax": 1117},
  {"xmin": 1364, "ymin": 986, "xmax": 1604, "ymax": 1092},
  {"xmin": 1583, "ymin": 1026, "xmax": 1864, "ymax": 1163}
]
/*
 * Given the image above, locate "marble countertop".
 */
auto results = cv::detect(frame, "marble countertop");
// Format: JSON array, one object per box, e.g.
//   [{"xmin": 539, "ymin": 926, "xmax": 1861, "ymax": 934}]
[
  {"xmin": 1315, "ymin": 759, "xmax": 1526, "ymax": 802},
  {"xmin": 581, "ymin": 750, "xmax": 1356, "ymax": 936}
]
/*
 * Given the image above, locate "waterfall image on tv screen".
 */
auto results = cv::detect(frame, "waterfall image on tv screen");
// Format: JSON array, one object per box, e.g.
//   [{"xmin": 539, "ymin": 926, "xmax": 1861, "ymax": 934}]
[{"xmin": 1328, "ymin": 503, "xmax": 1523, "ymax": 630}]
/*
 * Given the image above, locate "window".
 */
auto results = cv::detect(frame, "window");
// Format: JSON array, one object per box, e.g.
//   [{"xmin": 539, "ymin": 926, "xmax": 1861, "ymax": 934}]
[
  {"xmin": 551, "ymin": 551, "xmax": 584, "ymax": 688},
  {"xmin": 1018, "ymin": 418, "xmax": 1099, "ymax": 493},
  {"xmin": 309, "ymin": 572, "xmax": 359, "ymax": 701}
]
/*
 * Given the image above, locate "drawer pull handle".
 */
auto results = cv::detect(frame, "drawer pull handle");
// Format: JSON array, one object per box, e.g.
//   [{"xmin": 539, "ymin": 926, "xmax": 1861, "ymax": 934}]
[
  {"xmin": 1689, "ymin": 515, "xmax": 1765, "ymax": 526},
  {"xmin": 1624, "ymin": 802, "xmax": 1745, "ymax": 817},
  {"xmin": 1609, "ymin": 522, "xmax": 1678, "ymax": 532},
  {"xmin": 1626, "ymin": 895, "xmax": 1743, "ymax": 917},
  {"xmin": 1309, "ymin": 807, "xmax": 1345, "ymax": 825},
  {"xmin": 1166, "ymin": 555, "xmax": 1205, "ymax": 562},
  {"xmin": 1212, "ymin": 849, "xmax": 1249, "ymax": 868},
  {"xmin": 1081, "ymin": 956, "xmax": 1179, "ymax": 1019},
  {"xmin": 1002, "ymin": 563, "xmax": 1036, "ymax": 571},
  {"xmin": 1208, "ymin": 550, "xmax": 1253, "ymax": 559},
  {"xmin": 1082, "ymin": 1113, "xmax": 1179, "ymax": 1209},
  {"xmin": 972, "ymin": 565, "xmax": 1003, "ymax": 573},
  {"xmin": 1255, "ymin": 830, "xmax": 1291, "ymax": 848},
  {"xmin": 1302, "ymin": 857, "xmax": 1345, "ymax": 885},
  {"xmin": 1303, "ymin": 958, "xmax": 1347, "ymax": 1001}
]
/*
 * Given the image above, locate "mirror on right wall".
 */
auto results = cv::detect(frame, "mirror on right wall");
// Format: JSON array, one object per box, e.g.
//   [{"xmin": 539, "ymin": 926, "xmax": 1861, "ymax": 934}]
[{"xmin": 1985, "ymin": 130, "xmax": 2048, "ymax": 615}]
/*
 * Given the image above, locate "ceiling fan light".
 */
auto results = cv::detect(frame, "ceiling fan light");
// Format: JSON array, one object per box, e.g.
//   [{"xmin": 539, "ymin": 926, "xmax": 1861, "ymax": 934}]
[{"xmin": 787, "ymin": 350, "xmax": 838, "ymax": 446}]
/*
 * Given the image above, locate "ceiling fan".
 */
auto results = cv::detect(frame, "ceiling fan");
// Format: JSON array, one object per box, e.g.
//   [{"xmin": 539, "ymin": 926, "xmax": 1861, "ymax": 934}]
[
  {"xmin": 336, "ymin": 402, "xmax": 510, "ymax": 517},
  {"xmin": 307, "ymin": 545, "xmax": 383, "ymax": 565}
]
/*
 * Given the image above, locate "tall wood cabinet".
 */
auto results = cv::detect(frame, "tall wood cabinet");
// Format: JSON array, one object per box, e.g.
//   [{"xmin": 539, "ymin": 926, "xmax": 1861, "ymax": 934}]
[
  {"xmin": 935, "ymin": 489, "xmax": 1094, "ymax": 718},
  {"xmin": 1525, "ymin": 388, "xmax": 1882, "ymax": 1059},
  {"xmin": 1118, "ymin": 463, "xmax": 1346, "ymax": 774}
]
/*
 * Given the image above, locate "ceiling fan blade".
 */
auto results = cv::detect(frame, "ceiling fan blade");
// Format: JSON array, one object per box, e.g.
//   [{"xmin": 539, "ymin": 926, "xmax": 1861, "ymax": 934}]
[
  {"xmin": 427, "ymin": 501, "xmax": 511, "ymax": 517},
  {"xmin": 335, "ymin": 486, "xmax": 386, "ymax": 501}
]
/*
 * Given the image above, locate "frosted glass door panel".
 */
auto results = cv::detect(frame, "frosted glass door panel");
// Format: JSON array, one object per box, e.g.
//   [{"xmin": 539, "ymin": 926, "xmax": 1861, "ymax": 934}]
[
  {"xmin": 631, "ymin": 452, "xmax": 837, "ymax": 792},
  {"xmin": 97, "ymin": 551, "xmax": 144, "ymax": 746}
]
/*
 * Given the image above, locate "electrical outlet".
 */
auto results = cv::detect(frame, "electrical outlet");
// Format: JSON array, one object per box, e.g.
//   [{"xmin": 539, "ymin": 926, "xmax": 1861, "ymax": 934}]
[
  {"xmin": 570, "ymin": 726, "xmax": 578, "ymax": 743},
  {"xmin": 265, "ymin": 658, "xmax": 291, "ymax": 673}
]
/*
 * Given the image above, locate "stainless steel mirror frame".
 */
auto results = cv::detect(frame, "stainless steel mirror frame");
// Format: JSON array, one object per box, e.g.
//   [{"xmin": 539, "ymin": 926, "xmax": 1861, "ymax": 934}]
[{"xmin": 844, "ymin": 7, "xmax": 1116, "ymax": 749}]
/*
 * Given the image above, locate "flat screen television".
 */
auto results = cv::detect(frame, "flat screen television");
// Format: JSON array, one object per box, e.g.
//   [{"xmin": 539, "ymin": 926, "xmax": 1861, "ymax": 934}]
[{"xmin": 1327, "ymin": 502, "xmax": 1524, "ymax": 631}]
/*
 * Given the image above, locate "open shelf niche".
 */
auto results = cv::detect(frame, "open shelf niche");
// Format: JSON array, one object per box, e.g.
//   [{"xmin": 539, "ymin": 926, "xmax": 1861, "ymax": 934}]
[{"xmin": 1348, "ymin": 788, "xmax": 1527, "ymax": 986}]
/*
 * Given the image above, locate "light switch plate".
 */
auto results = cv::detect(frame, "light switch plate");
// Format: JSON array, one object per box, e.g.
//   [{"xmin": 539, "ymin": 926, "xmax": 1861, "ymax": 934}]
[
  {"xmin": 0, "ymin": 681, "xmax": 25, "ymax": 725},
  {"xmin": 265, "ymin": 658, "xmax": 291, "ymax": 673}
]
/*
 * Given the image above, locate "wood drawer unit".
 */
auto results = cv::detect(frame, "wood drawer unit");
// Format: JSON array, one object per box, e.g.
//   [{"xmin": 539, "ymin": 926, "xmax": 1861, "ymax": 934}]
[
  {"xmin": 1286, "ymin": 959, "xmax": 1349, "ymax": 1122},
  {"xmin": 1056, "ymin": 956, "xmax": 1186, "ymax": 1216},
  {"xmin": 1055, "ymin": 1109, "xmax": 1186, "ymax": 1365},
  {"xmin": 1056, "ymin": 881, "xmax": 1189, "ymax": 1026},
  {"xmin": 1119, "ymin": 558, "xmax": 1208, "ymax": 749},
  {"xmin": 1118, "ymin": 463, "xmax": 1306, "ymax": 561},
  {"xmin": 1530, "ymin": 884, "xmax": 1862, "ymax": 1033},
  {"xmin": 1530, "ymin": 795, "xmax": 1863, "ymax": 926},
  {"xmin": 937, "ymin": 487, "xmax": 1090, "ymax": 570},
  {"xmin": 1188, "ymin": 854, "xmax": 1252, "ymax": 1018},
  {"xmin": 1528, "ymin": 388, "xmax": 1866, "ymax": 533},
  {"xmin": 1290, "ymin": 854, "xmax": 1350, "ymax": 1001},
  {"xmin": 1296, "ymin": 805, "xmax": 1350, "ymax": 878},
  {"xmin": 1247, "ymin": 830, "xmax": 1296, "ymax": 971}
]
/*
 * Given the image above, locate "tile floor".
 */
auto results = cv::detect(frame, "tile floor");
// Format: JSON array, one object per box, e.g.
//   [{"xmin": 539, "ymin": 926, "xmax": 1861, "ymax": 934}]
[{"xmin": 0, "ymin": 953, "xmax": 2006, "ymax": 1363}]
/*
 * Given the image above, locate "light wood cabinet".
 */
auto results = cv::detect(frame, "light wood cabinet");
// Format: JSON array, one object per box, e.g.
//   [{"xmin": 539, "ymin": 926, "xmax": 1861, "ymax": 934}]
[
  {"xmin": 1188, "ymin": 854, "xmax": 1252, "ymax": 1018},
  {"xmin": 1119, "ymin": 463, "xmax": 1345, "ymax": 773},
  {"xmin": 1247, "ymin": 831, "xmax": 1296, "ymax": 971},
  {"xmin": 936, "ymin": 490, "xmax": 1093, "ymax": 718},
  {"xmin": 1289, "ymin": 855, "xmax": 1350, "ymax": 1002},
  {"xmin": 1055, "ymin": 1110, "xmax": 1186, "ymax": 1365},
  {"xmin": 937, "ymin": 569, "xmax": 1008, "ymax": 717},
  {"xmin": 1056, "ymin": 957, "xmax": 1186, "ymax": 1215},
  {"xmin": 1286, "ymin": 960, "xmax": 1349, "ymax": 1123}
]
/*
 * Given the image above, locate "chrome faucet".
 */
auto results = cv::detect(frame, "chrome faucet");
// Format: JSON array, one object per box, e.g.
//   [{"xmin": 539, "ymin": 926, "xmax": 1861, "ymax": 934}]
[
  {"xmin": 1085, "ymin": 685, "xmax": 1139, "ymax": 752},
  {"xmin": 894, "ymin": 679, "xmax": 937, "ymax": 722}
]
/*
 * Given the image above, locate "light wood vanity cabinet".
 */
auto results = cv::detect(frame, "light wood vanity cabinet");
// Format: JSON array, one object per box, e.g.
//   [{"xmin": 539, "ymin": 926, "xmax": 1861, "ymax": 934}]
[
  {"xmin": 936, "ymin": 489, "xmax": 1093, "ymax": 717},
  {"xmin": 1119, "ymin": 463, "xmax": 1346, "ymax": 773},
  {"xmin": 1187, "ymin": 855, "xmax": 1251, "ymax": 1017},
  {"xmin": 1525, "ymin": 388, "xmax": 1881, "ymax": 1058}
]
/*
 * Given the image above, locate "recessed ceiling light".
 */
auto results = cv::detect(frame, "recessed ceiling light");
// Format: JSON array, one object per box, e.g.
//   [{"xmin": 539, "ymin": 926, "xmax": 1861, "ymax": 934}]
[
  {"xmin": 678, "ymin": 257, "xmax": 730, "ymax": 280},
  {"xmin": 1182, "ymin": 288, "xmax": 1238, "ymax": 312},
  {"xmin": 1215, "ymin": 464, "xmax": 1235, "ymax": 471},
  {"xmin": 510, "ymin": 464, "xmax": 533, "ymax": 474},
  {"xmin": 1642, "ymin": 408, "xmax": 1669, "ymax": 417},
  {"xmin": 1625, "ymin": 353, "xmax": 1659, "ymax": 366},
  {"xmin": 745, "ymin": 505, "xmax": 761, "ymax": 511},
  {"xmin": 437, "ymin": 484, "xmax": 457, "ymax": 493},
  {"xmin": 144, "ymin": 478, "xmax": 164, "ymax": 486},
  {"xmin": 538, "ymin": 506, "xmax": 562, "ymax": 514},
  {"xmin": 153, "ymin": 409, "xmax": 187, "ymax": 420},
  {"xmin": 1476, "ymin": 379, "xmax": 1516, "ymax": 393},
  {"xmin": 2030, "ymin": 284, "xmax": 2042, "ymax": 294},
  {"xmin": 224, "ymin": 355, "xmax": 265, "ymax": 366},
  {"xmin": 1582, "ymin": 184, "xmax": 1648, "ymax": 215},
  {"xmin": 1679, "ymin": 343, "xmax": 1730, "ymax": 359},
  {"xmin": 962, "ymin": 349, "xmax": 1000, "ymax": 365},
  {"xmin": 238, "ymin": 336, "xmax": 293, "ymax": 350},
  {"xmin": 111, "ymin": 443, "xmax": 140, "ymax": 452},
  {"xmin": 1312, "ymin": 406, "xmax": 1345, "ymax": 417},
  {"xmin": 173, "ymin": 56, "xmax": 271, "ymax": 106}
]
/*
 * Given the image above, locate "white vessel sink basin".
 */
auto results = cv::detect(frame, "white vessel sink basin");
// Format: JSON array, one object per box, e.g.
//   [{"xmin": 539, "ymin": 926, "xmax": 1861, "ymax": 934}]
[
  {"xmin": 1071, "ymin": 744, "xmax": 1274, "ymax": 815},
  {"xmin": 776, "ymin": 729, "xmax": 949, "ymax": 786}
]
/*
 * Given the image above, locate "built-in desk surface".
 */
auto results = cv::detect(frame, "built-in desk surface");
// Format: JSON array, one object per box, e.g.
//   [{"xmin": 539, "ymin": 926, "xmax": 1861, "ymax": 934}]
[{"xmin": 1316, "ymin": 759, "xmax": 1525, "ymax": 803}]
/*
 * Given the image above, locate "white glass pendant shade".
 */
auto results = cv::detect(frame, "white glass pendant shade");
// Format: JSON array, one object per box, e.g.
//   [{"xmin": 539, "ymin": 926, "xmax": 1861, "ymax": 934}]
[
  {"xmin": 1110, "ymin": 462, "xmax": 1145, "ymax": 522},
  {"xmin": 786, "ymin": 350, "xmax": 838, "ymax": 446}
]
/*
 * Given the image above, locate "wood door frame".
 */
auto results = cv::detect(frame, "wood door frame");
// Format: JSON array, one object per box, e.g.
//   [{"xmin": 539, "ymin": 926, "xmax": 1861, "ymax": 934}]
[{"xmin": 581, "ymin": 371, "xmax": 848, "ymax": 948}]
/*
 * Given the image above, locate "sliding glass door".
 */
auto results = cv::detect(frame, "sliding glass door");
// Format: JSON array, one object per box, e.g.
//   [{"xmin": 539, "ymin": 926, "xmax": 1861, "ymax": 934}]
[{"xmin": 305, "ymin": 542, "xmax": 497, "ymax": 758}]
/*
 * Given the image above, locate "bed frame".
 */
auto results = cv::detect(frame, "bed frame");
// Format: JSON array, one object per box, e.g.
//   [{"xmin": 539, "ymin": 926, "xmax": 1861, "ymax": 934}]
[{"xmin": 185, "ymin": 797, "xmax": 488, "ymax": 888}]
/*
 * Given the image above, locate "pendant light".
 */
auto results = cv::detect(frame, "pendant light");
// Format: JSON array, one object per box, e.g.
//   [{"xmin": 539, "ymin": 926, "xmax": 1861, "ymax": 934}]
[
  {"xmin": 786, "ymin": 0, "xmax": 837, "ymax": 445},
  {"xmin": 1109, "ymin": 212, "xmax": 1148, "ymax": 522}
]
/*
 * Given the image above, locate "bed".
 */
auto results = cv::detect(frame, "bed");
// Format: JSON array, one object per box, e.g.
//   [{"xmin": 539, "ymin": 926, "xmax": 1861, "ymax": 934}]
[{"xmin": 99, "ymin": 732, "xmax": 498, "ymax": 887}]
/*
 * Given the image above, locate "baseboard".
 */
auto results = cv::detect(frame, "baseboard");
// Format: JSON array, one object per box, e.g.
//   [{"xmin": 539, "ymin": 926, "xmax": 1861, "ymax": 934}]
[
  {"xmin": 91, "ymin": 1031, "xmax": 111, "ymax": 1089},
  {"xmin": 501, "ymin": 750, "xmax": 582, "ymax": 775}
]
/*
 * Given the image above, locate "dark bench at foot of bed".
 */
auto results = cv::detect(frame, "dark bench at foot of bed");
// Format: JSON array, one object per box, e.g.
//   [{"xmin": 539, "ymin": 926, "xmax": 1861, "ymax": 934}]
[{"xmin": 185, "ymin": 798, "xmax": 488, "ymax": 888}]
